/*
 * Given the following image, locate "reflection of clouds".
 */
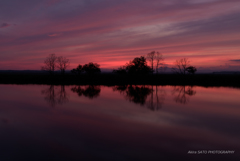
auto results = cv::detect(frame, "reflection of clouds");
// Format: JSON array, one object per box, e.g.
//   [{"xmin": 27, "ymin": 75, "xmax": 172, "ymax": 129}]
[
  {"xmin": 172, "ymin": 86, "xmax": 196, "ymax": 104},
  {"xmin": 1, "ymin": 85, "xmax": 240, "ymax": 160},
  {"xmin": 71, "ymin": 85, "xmax": 101, "ymax": 99},
  {"xmin": 41, "ymin": 85, "xmax": 68, "ymax": 107}
]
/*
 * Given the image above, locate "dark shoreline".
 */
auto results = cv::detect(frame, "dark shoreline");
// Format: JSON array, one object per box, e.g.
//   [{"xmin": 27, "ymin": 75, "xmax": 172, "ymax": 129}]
[{"xmin": 1, "ymin": 73, "xmax": 240, "ymax": 88}]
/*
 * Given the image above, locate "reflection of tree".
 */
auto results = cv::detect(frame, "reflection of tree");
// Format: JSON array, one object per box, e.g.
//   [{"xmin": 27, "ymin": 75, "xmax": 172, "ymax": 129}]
[
  {"xmin": 147, "ymin": 86, "xmax": 166, "ymax": 111},
  {"xmin": 113, "ymin": 85, "xmax": 166, "ymax": 111},
  {"xmin": 172, "ymin": 86, "xmax": 196, "ymax": 104},
  {"xmin": 71, "ymin": 85, "xmax": 101, "ymax": 99},
  {"xmin": 58, "ymin": 85, "xmax": 68, "ymax": 104},
  {"xmin": 41, "ymin": 85, "xmax": 68, "ymax": 107},
  {"xmin": 126, "ymin": 86, "xmax": 152, "ymax": 105}
]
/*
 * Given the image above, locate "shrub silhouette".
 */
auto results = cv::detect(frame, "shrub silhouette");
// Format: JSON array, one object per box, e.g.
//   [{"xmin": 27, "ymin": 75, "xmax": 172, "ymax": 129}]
[
  {"xmin": 186, "ymin": 66, "xmax": 197, "ymax": 74},
  {"xmin": 83, "ymin": 62, "xmax": 101, "ymax": 74},
  {"xmin": 125, "ymin": 56, "xmax": 152, "ymax": 74},
  {"xmin": 113, "ymin": 66, "xmax": 127, "ymax": 74},
  {"xmin": 71, "ymin": 65, "xmax": 83, "ymax": 75}
]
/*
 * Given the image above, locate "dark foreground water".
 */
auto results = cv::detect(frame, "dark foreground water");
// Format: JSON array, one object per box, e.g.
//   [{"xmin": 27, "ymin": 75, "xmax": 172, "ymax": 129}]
[{"xmin": 0, "ymin": 85, "xmax": 240, "ymax": 161}]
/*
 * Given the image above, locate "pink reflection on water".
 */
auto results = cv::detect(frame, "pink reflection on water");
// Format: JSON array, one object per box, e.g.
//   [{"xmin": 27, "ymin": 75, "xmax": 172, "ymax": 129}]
[{"xmin": 0, "ymin": 85, "xmax": 240, "ymax": 160}]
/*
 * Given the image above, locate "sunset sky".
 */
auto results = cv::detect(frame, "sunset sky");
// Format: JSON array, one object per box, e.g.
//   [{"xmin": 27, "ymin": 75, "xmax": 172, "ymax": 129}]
[{"xmin": 0, "ymin": 0, "xmax": 240, "ymax": 72}]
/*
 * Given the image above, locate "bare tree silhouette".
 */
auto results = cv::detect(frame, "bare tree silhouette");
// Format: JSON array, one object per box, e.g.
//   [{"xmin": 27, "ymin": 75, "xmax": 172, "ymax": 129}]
[
  {"xmin": 41, "ymin": 53, "xmax": 58, "ymax": 74},
  {"xmin": 155, "ymin": 52, "xmax": 164, "ymax": 74},
  {"xmin": 57, "ymin": 56, "xmax": 70, "ymax": 75},
  {"xmin": 147, "ymin": 51, "xmax": 155, "ymax": 73},
  {"xmin": 146, "ymin": 51, "xmax": 164, "ymax": 74},
  {"xmin": 172, "ymin": 58, "xmax": 190, "ymax": 75}
]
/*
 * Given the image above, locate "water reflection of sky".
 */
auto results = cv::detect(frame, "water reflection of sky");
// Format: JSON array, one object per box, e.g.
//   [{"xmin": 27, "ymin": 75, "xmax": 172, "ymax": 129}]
[{"xmin": 0, "ymin": 85, "xmax": 239, "ymax": 160}]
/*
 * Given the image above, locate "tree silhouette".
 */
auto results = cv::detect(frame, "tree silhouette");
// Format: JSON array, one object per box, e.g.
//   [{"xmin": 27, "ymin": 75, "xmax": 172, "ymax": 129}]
[
  {"xmin": 57, "ymin": 56, "xmax": 70, "ymax": 75},
  {"xmin": 83, "ymin": 62, "xmax": 101, "ymax": 74},
  {"xmin": 186, "ymin": 66, "xmax": 197, "ymax": 74},
  {"xmin": 41, "ymin": 53, "xmax": 57, "ymax": 74},
  {"xmin": 172, "ymin": 58, "xmax": 190, "ymax": 75},
  {"xmin": 155, "ymin": 52, "xmax": 164, "ymax": 74},
  {"xmin": 147, "ymin": 51, "xmax": 155, "ymax": 73},
  {"xmin": 125, "ymin": 56, "xmax": 152, "ymax": 74},
  {"xmin": 147, "ymin": 51, "xmax": 164, "ymax": 74},
  {"xmin": 71, "ymin": 64, "xmax": 83, "ymax": 75}
]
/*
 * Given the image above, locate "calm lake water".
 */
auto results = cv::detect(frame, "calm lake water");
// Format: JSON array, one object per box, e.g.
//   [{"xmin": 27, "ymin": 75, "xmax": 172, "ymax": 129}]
[{"xmin": 0, "ymin": 85, "xmax": 240, "ymax": 161}]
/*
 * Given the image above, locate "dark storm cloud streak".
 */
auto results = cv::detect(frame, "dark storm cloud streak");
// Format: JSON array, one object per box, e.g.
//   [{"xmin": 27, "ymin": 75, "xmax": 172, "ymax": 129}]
[{"xmin": 0, "ymin": 23, "xmax": 10, "ymax": 28}]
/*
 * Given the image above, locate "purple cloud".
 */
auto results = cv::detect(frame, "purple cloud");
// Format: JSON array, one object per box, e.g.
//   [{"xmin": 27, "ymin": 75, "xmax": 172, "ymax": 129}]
[
  {"xmin": 230, "ymin": 59, "xmax": 240, "ymax": 62},
  {"xmin": 0, "ymin": 23, "xmax": 10, "ymax": 28}
]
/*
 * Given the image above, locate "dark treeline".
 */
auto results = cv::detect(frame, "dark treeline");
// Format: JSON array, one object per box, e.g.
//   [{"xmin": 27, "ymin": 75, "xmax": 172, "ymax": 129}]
[
  {"xmin": 0, "ymin": 51, "xmax": 240, "ymax": 87},
  {"xmin": 1, "ymin": 72, "xmax": 240, "ymax": 88}
]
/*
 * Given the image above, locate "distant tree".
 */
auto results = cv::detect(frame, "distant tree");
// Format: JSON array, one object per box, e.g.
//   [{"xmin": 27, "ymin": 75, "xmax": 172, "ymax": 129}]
[
  {"xmin": 83, "ymin": 62, "xmax": 101, "ymax": 74},
  {"xmin": 186, "ymin": 66, "xmax": 197, "ymax": 74},
  {"xmin": 113, "ymin": 66, "xmax": 127, "ymax": 74},
  {"xmin": 172, "ymin": 58, "xmax": 190, "ymax": 75},
  {"xmin": 155, "ymin": 52, "xmax": 164, "ymax": 74},
  {"xmin": 147, "ymin": 51, "xmax": 165, "ymax": 74},
  {"xmin": 147, "ymin": 51, "xmax": 156, "ymax": 73},
  {"xmin": 41, "ymin": 53, "xmax": 57, "ymax": 74},
  {"xmin": 57, "ymin": 56, "xmax": 70, "ymax": 75},
  {"xmin": 71, "ymin": 64, "xmax": 83, "ymax": 75},
  {"xmin": 126, "ymin": 56, "xmax": 152, "ymax": 74}
]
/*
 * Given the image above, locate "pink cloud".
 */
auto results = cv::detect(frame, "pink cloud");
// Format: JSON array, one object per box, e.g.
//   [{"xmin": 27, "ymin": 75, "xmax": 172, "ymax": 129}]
[{"xmin": 0, "ymin": 0, "xmax": 240, "ymax": 70}]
